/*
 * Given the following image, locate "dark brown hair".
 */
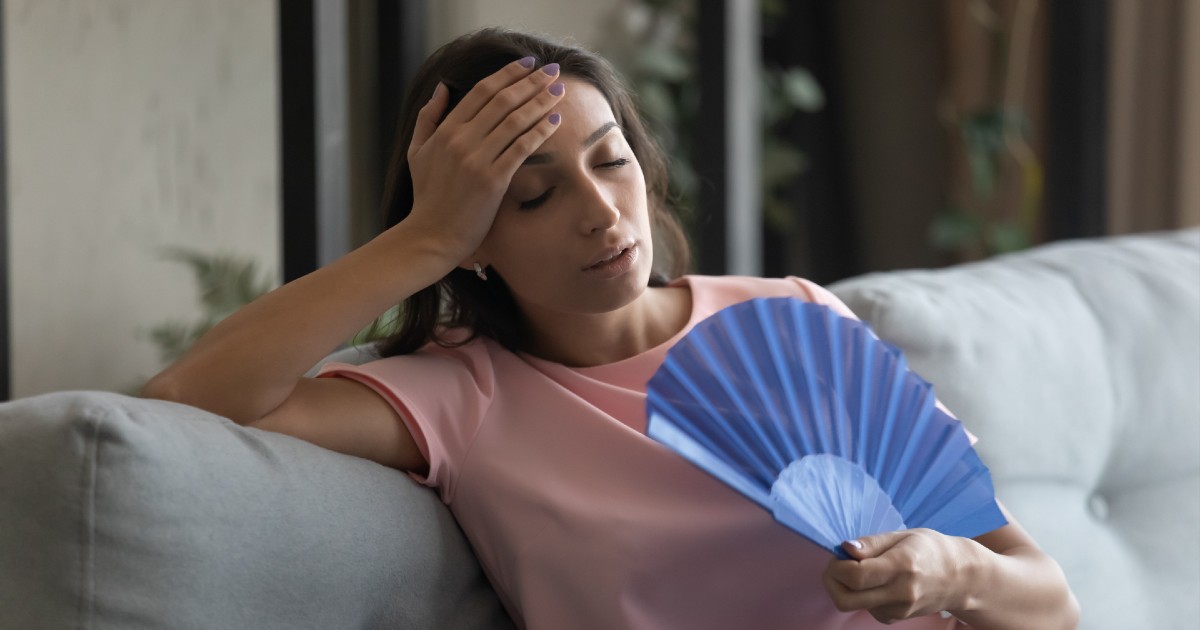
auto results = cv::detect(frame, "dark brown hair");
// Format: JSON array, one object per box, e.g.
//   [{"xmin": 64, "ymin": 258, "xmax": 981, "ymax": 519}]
[{"xmin": 374, "ymin": 28, "xmax": 691, "ymax": 358}]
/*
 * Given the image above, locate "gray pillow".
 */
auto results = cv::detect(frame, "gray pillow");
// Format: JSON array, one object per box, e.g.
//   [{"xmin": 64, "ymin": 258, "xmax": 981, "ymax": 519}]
[{"xmin": 0, "ymin": 391, "xmax": 514, "ymax": 629}]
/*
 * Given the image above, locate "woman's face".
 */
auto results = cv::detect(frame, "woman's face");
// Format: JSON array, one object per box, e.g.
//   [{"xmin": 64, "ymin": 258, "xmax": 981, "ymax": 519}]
[{"xmin": 476, "ymin": 77, "xmax": 654, "ymax": 318}]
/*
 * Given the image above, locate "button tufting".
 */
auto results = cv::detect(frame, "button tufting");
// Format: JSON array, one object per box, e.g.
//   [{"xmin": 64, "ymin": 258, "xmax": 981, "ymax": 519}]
[{"xmin": 1088, "ymin": 493, "xmax": 1110, "ymax": 521}]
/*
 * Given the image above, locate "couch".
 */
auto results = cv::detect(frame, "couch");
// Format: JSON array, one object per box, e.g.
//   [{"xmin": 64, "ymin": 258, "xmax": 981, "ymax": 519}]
[{"xmin": 2, "ymin": 228, "xmax": 1196, "ymax": 629}]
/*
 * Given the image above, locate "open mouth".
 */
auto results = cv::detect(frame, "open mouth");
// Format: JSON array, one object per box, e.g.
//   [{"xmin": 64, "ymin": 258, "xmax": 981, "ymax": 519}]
[
  {"xmin": 588, "ymin": 248, "xmax": 628, "ymax": 269},
  {"xmin": 584, "ymin": 244, "xmax": 638, "ymax": 276}
]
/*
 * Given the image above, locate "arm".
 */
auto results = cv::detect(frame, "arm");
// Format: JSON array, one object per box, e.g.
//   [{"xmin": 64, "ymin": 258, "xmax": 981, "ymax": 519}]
[
  {"xmin": 822, "ymin": 502, "xmax": 1080, "ymax": 628},
  {"xmin": 140, "ymin": 58, "xmax": 566, "ymax": 465}
]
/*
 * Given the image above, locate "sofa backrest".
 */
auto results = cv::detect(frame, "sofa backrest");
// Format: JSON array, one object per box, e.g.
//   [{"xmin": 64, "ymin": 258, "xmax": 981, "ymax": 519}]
[{"xmin": 829, "ymin": 228, "xmax": 1200, "ymax": 629}]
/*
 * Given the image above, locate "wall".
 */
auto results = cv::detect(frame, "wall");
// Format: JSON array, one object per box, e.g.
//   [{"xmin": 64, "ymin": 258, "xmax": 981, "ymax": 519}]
[
  {"xmin": 4, "ymin": 0, "xmax": 279, "ymax": 396},
  {"xmin": 427, "ymin": 0, "xmax": 612, "ymax": 52}
]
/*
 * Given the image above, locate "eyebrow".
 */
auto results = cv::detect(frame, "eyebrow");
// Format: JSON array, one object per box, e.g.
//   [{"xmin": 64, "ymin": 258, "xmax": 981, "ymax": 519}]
[{"xmin": 521, "ymin": 121, "xmax": 620, "ymax": 166}]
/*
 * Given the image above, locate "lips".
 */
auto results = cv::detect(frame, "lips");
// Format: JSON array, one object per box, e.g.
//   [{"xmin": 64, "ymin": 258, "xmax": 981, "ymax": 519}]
[{"xmin": 584, "ymin": 242, "xmax": 636, "ymax": 270}]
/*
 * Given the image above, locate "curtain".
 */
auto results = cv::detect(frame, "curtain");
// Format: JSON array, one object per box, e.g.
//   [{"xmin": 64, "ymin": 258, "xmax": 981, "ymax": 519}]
[{"xmin": 1107, "ymin": 0, "xmax": 1200, "ymax": 233}]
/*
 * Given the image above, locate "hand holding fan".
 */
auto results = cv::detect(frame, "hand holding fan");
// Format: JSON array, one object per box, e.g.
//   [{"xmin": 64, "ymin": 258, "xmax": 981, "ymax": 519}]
[{"xmin": 646, "ymin": 298, "xmax": 1006, "ymax": 558}]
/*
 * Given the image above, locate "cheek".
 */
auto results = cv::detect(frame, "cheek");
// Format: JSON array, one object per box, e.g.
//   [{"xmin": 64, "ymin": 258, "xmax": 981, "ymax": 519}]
[{"xmin": 485, "ymin": 215, "xmax": 563, "ymax": 271}]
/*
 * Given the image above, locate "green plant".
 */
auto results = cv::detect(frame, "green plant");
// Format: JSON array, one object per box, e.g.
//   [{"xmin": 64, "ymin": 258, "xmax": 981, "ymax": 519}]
[
  {"xmin": 931, "ymin": 0, "xmax": 1043, "ymax": 259},
  {"xmin": 143, "ymin": 249, "xmax": 397, "ymax": 369},
  {"xmin": 143, "ymin": 247, "xmax": 277, "ymax": 365}
]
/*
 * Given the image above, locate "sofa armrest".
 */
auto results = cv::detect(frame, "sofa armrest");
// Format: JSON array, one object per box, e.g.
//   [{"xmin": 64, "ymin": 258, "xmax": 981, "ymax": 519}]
[{"xmin": 0, "ymin": 391, "xmax": 513, "ymax": 629}]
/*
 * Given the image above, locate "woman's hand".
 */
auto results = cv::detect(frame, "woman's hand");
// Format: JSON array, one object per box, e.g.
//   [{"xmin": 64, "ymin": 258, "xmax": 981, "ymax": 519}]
[
  {"xmin": 403, "ymin": 57, "xmax": 567, "ymax": 265},
  {"xmin": 823, "ymin": 518, "xmax": 1080, "ymax": 629},
  {"xmin": 823, "ymin": 528, "xmax": 974, "ymax": 624}
]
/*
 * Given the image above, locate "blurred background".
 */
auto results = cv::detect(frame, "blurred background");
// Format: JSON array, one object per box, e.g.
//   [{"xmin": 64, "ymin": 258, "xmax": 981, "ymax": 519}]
[{"xmin": 1, "ymin": 0, "xmax": 1196, "ymax": 398}]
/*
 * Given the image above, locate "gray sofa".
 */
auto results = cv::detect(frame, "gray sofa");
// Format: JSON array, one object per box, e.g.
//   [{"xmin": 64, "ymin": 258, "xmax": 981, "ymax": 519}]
[{"xmin": 2, "ymin": 228, "xmax": 1196, "ymax": 629}]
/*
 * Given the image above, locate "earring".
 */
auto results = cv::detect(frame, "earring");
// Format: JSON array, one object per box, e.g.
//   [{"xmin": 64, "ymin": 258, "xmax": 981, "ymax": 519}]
[{"xmin": 473, "ymin": 262, "xmax": 488, "ymax": 281}]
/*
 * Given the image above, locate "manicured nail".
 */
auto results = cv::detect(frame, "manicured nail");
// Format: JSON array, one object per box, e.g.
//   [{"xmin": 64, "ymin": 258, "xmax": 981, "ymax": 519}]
[
  {"xmin": 847, "ymin": 539, "xmax": 864, "ymax": 549},
  {"xmin": 549, "ymin": 113, "xmax": 561, "ymax": 125},
  {"xmin": 549, "ymin": 82, "xmax": 565, "ymax": 96},
  {"xmin": 517, "ymin": 56, "xmax": 535, "ymax": 68},
  {"xmin": 541, "ymin": 63, "xmax": 560, "ymax": 76}
]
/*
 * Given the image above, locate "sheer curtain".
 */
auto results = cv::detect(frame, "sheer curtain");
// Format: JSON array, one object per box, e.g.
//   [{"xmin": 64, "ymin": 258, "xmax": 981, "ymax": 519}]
[{"xmin": 1107, "ymin": 0, "xmax": 1200, "ymax": 233}]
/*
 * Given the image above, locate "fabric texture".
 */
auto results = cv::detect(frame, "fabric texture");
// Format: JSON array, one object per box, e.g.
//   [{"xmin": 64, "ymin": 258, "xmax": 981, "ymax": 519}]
[
  {"xmin": 0, "ymin": 391, "xmax": 513, "ymax": 630},
  {"xmin": 319, "ymin": 275, "xmax": 961, "ymax": 630},
  {"xmin": 829, "ymin": 227, "xmax": 1200, "ymax": 628}
]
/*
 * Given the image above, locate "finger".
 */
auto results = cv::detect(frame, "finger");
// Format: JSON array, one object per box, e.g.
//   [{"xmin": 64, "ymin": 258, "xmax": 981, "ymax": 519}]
[
  {"xmin": 441, "ymin": 56, "xmax": 538, "ymax": 128},
  {"xmin": 494, "ymin": 110, "xmax": 562, "ymax": 176},
  {"xmin": 822, "ymin": 566, "xmax": 897, "ymax": 614},
  {"xmin": 469, "ymin": 62, "xmax": 562, "ymax": 137},
  {"xmin": 485, "ymin": 79, "xmax": 566, "ymax": 163},
  {"xmin": 825, "ymin": 574, "xmax": 911, "ymax": 619},
  {"xmin": 844, "ymin": 530, "xmax": 908, "ymax": 560},
  {"xmin": 408, "ymin": 82, "xmax": 448, "ymax": 161},
  {"xmin": 826, "ymin": 557, "xmax": 893, "ymax": 592}
]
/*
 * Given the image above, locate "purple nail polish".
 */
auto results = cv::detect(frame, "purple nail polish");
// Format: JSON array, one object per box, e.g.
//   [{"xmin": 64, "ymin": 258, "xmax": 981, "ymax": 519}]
[
  {"xmin": 518, "ymin": 56, "xmax": 535, "ymax": 68},
  {"xmin": 549, "ymin": 82, "xmax": 565, "ymax": 96},
  {"xmin": 541, "ymin": 63, "xmax": 560, "ymax": 76},
  {"xmin": 549, "ymin": 113, "xmax": 561, "ymax": 125}
]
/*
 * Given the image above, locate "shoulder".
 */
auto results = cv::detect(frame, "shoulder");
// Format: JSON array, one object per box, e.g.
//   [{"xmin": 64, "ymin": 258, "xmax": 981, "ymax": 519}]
[
  {"xmin": 680, "ymin": 274, "xmax": 858, "ymax": 318},
  {"xmin": 318, "ymin": 333, "xmax": 503, "ymax": 397}
]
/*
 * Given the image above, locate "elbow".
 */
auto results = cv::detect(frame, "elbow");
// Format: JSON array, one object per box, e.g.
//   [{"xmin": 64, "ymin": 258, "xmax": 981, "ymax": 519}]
[
  {"xmin": 139, "ymin": 372, "xmax": 181, "ymax": 403},
  {"xmin": 1061, "ymin": 587, "xmax": 1081, "ymax": 630},
  {"xmin": 138, "ymin": 370, "xmax": 277, "ymax": 427}
]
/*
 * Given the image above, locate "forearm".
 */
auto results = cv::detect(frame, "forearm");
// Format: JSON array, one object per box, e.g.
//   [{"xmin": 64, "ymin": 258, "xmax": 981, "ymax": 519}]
[
  {"xmin": 140, "ymin": 220, "xmax": 455, "ymax": 424},
  {"xmin": 951, "ymin": 542, "xmax": 1079, "ymax": 630}
]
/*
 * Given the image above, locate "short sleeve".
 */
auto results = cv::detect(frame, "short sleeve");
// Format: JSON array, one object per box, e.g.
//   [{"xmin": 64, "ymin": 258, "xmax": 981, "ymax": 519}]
[
  {"xmin": 785, "ymin": 276, "xmax": 977, "ymax": 445},
  {"xmin": 315, "ymin": 342, "xmax": 496, "ymax": 502}
]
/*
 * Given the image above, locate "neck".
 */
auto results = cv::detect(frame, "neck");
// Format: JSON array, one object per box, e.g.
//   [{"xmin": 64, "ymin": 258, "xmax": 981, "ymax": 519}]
[{"xmin": 519, "ymin": 284, "xmax": 691, "ymax": 367}]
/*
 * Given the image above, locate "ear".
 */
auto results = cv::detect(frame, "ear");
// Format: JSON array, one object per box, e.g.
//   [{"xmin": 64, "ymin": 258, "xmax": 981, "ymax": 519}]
[{"xmin": 455, "ymin": 245, "xmax": 488, "ymax": 273}]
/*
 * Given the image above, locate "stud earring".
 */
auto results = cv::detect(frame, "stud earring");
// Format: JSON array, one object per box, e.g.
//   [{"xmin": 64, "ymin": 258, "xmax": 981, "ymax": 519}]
[{"xmin": 473, "ymin": 262, "xmax": 488, "ymax": 281}]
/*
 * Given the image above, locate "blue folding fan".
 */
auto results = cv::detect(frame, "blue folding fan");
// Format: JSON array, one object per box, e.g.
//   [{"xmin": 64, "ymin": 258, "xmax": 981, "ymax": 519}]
[{"xmin": 646, "ymin": 298, "xmax": 1007, "ymax": 558}]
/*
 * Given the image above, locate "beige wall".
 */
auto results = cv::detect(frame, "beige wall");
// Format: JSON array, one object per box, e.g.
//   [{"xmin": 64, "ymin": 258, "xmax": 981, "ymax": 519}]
[
  {"xmin": 5, "ymin": 0, "xmax": 279, "ymax": 396},
  {"xmin": 427, "ymin": 0, "xmax": 612, "ymax": 51}
]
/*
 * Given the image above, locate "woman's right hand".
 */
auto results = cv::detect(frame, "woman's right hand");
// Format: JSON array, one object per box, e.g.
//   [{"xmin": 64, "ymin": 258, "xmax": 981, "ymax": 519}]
[{"xmin": 403, "ymin": 57, "xmax": 566, "ymax": 265}]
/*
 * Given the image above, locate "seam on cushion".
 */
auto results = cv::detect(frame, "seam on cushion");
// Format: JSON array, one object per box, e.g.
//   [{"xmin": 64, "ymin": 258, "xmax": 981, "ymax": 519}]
[
  {"xmin": 1041, "ymin": 259, "xmax": 1120, "ymax": 490},
  {"xmin": 77, "ymin": 407, "xmax": 104, "ymax": 630}
]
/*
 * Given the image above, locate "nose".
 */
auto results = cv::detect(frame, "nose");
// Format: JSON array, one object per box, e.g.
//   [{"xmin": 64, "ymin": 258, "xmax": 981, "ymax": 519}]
[{"xmin": 576, "ymin": 177, "xmax": 620, "ymax": 235}]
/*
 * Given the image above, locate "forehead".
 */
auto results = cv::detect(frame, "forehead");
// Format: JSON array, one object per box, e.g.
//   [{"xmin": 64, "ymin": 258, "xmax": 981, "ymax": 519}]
[{"xmin": 543, "ymin": 77, "xmax": 618, "ymax": 146}]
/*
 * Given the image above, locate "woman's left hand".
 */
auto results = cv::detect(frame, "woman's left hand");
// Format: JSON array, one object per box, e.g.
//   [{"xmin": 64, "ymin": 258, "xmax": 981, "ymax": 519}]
[{"xmin": 822, "ymin": 528, "xmax": 976, "ymax": 624}]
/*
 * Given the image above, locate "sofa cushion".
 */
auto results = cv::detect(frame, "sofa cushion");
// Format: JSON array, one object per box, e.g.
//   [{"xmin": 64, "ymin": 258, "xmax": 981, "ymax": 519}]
[
  {"xmin": 829, "ymin": 228, "xmax": 1200, "ymax": 628},
  {"xmin": 0, "ymin": 391, "xmax": 514, "ymax": 630}
]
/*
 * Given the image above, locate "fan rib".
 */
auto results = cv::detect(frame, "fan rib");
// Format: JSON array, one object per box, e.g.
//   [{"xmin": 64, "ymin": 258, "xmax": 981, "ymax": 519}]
[
  {"xmin": 658, "ymin": 360, "xmax": 775, "ymax": 485},
  {"xmin": 718, "ymin": 305, "xmax": 793, "ymax": 470}
]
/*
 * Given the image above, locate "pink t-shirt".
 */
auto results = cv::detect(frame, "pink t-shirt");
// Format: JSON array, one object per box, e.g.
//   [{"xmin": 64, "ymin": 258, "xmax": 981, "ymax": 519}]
[{"xmin": 318, "ymin": 275, "xmax": 962, "ymax": 630}]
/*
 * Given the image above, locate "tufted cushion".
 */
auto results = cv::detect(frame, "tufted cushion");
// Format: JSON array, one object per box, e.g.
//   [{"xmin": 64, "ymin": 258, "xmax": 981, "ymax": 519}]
[
  {"xmin": 829, "ymin": 228, "xmax": 1200, "ymax": 628},
  {"xmin": 0, "ymin": 391, "xmax": 514, "ymax": 630}
]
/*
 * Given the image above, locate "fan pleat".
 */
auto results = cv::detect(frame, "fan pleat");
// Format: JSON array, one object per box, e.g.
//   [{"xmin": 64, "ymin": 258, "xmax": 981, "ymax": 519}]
[
  {"xmin": 718, "ymin": 307, "xmax": 794, "ymax": 470},
  {"xmin": 646, "ymin": 298, "xmax": 1008, "ymax": 556}
]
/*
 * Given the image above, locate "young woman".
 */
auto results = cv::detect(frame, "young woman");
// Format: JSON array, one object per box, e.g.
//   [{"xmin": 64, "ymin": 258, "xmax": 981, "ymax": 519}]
[{"xmin": 142, "ymin": 28, "xmax": 1079, "ymax": 629}]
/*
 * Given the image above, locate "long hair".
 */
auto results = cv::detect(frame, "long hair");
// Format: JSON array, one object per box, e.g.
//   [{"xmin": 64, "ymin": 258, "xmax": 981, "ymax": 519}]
[{"xmin": 374, "ymin": 28, "xmax": 691, "ymax": 358}]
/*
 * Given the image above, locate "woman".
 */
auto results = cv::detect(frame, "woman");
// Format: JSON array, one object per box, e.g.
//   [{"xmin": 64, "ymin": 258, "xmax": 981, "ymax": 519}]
[{"xmin": 142, "ymin": 28, "xmax": 1079, "ymax": 629}]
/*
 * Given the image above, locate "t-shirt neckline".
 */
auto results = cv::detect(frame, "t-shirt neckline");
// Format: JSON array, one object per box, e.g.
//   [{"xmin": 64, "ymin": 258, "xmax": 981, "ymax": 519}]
[{"xmin": 517, "ymin": 275, "xmax": 706, "ymax": 384}]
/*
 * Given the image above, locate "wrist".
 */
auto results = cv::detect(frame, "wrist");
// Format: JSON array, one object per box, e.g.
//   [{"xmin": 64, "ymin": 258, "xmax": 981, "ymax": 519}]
[
  {"xmin": 950, "ymin": 536, "xmax": 992, "ymax": 614},
  {"xmin": 379, "ymin": 215, "xmax": 467, "ymax": 272}
]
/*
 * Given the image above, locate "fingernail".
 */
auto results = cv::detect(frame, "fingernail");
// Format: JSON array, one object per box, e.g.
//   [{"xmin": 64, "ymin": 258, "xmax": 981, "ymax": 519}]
[
  {"xmin": 847, "ymin": 539, "xmax": 864, "ymax": 550},
  {"xmin": 549, "ymin": 113, "xmax": 561, "ymax": 125},
  {"xmin": 549, "ymin": 82, "xmax": 565, "ymax": 96},
  {"xmin": 518, "ymin": 56, "xmax": 535, "ymax": 68},
  {"xmin": 541, "ymin": 63, "xmax": 560, "ymax": 76},
  {"xmin": 428, "ymin": 82, "xmax": 443, "ymax": 102}
]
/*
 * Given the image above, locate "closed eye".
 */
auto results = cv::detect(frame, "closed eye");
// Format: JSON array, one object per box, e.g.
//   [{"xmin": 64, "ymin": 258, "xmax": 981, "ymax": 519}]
[
  {"xmin": 519, "ymin": 187, "xmax": 554, "ymax": 210},
  {"xmin": 517, "ymin": 159, "xmax": 630, "ymax": 210}
]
